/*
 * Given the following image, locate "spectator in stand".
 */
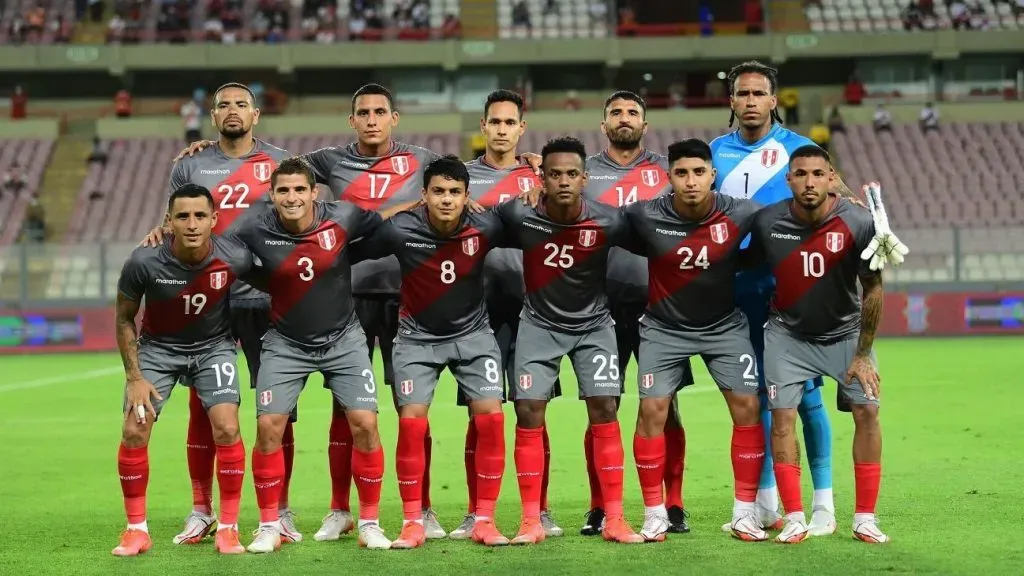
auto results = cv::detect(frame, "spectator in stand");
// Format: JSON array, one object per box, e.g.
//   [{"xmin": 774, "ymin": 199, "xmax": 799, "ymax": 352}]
[
  {"xmin": 181, "ymin": 95, "xmax": 203, "ymax": 144},
  {"xmin": 10, "ymin": 86, "xmax": 28, "ymax": 120},
  {"xmin": 1015, "ymin": 0, "xmax": 1024, "ymax": 17},
  {"xmin": 918, "ymin": 0, "xmax": 935, "ymax": 17},
  {"xmin": 26, "ymin": 5, "xmax": 47, "ymax": 36},
  {"xmin": 827, "ymin": 105, "xmax": 846, "ymax": 134},
  {"xmin": 617, "ymin": 4, "xmax": 636, "ymax": 36},
  {"xmin": 779, "ymin": 86, "xmax": 800, "ymax": 125},
  {"xmin": 108, "ymin": 12, "xmax": 127, "ymax": 42},
  {"xmin": 902, "ymin": 1, "xmax": 923, "ymax": 30},
  {"xmin": 3, "ymin": 163, "xmax": 27, "ymax": 196},
  {"xmin": 442, "ymin": 13, "xmax": 462, "ymax": 38},
  {"xmin": 157, "ymin": 2, "xmax": 189, "ymax": 43},
  {"xmin": 873, "ymin": 103, "xmax": 893, "ymax": 133},
  {"xmin": 845, "ymin": 73, "xmax": 865, "ymax": 105},
  {"xmin": 23, "ymin": 194, "xmax": 47, "ymax": 244},
  {"xmin": 564, "ymin": 90, "xmax": 582, "ymax": 111},
  {"xmin": 87, "ymin": 137, "xmax": 109, "ymax": 166},
  {"xmin": 543, "ymin": 0, "xmax": 559, "ymax": 16},
  {"xmin": 920, "ymin": 102, "xmax": 939, "ymax": 132},
  {"xmin": 668, "ymin": 81, "xmax": 686, "ymax": 109},
  {"xmin": 745, "ymin": 0, "xmax": 763, "ymax": 34},
  {"xmin": 114, "ymin": 89, "xmax": 132, "ymax": 118},
  {"xmin": 411, "ymin": 0, "xmax": 429, "ymax": 29},
  {"xmin": 50, "ymin": 14, "xmax": 71, "ymax": 43},
  {"xmin": 589, "ymin": 0, "xmax": 608, "ymax": 23},
  {"xmin": 89, "ymin": 0, "xmax": 105, "ymax": 22},
  {"xmin": 809, "ymin": 119, "xmax": 831, "ymax": 152},
  {"xmin": 222, "ymin": 4, "xmax": 244, "ymax": 43},
  {"xmin": 513, "ymin": 0, "xmax": 531, "ymax": 30},
  {"xmin": 698, "ymin": 1, "xmax": 714, "ymax": 36},
  {"xmin": 950, "ymin": 1, "xmax": 971, "ymax": 29},
  {"xmin": 9, "ymin": 15, "xmax": 27, "ymax": 44},
  {"xmin": 968, "ymin": 2, "xmax": 989, "ymax": 29}
]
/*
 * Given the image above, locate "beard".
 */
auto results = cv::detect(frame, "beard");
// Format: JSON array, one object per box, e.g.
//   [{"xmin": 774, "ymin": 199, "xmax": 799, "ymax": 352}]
[
  {"xmin": 605, "ymin": 126, "xmax": 643, "ymax": 150},
  {"xmin": 219, "ymin": 124, "xmax": 249, "ymax": 139}
]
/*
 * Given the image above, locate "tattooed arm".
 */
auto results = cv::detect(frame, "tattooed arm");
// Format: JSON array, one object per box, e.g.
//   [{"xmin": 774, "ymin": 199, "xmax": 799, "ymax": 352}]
[
  {"xmin": 115, "ymin": 294, "xmax": 144, "ymax": 383},
  {"xmin": 856, "ymin": 271, "xmax": 884, "ymax": 357}
]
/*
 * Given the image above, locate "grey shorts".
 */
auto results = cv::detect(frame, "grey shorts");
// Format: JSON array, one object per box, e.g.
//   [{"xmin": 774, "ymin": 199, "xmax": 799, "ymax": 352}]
[
  {"xmin": 637, "ymin": 310, "xmax": 760, "ymax": 399},
  {"xmin": 393, "ymin": 331, "xmax": 505, "ymax": 407},
  {"xmin": 255, "ymin": 322, "xmax": 378, "ymax": 416},
  {"xmin": 512, "ymin": 320, "xmax": 621, "ymax": 401},
  {"xmin": 763, "ymin": 323, "xmax": 879, "ymax": 411},
  {"xmin": 132, "ymin": 338, "xmax": 241, "ymax": 418}
]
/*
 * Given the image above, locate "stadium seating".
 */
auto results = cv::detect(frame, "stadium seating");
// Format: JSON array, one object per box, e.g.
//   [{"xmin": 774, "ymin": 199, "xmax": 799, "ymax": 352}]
[
  {"xmin": 805, "ymin": 0, "xmax": 1024, "ymax": 33},
  {"xmin": 0, "ymin": 139, "xmax": 55, "ymax": 246},
  {"xmin": 497, "ymin": 0, "xmax": 609, "ymax": 39},
  {"xmin": 0, "ymin": 0, "xmax": 74, "ymax": 44}
]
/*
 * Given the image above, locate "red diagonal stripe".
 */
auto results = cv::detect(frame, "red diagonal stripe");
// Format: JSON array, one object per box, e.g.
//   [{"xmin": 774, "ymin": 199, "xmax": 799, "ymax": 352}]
[
  {"xmin": 594, "ymin": 160, "xmax": 667, "ymax": 207},
  {"xmin": 523, "ymin": 220, "xmax": 604, "ymax": 295},
  {"xmin": 647, "ymin": 213, "xmax": 739, "ymax": 307},
  {"xmin": 210, "ymin": 151, "xmax": 277, "ymax": 232},
  {"xmin": 268, "ymin": 221, "xmax": 347, "ymax": 324},
  {"xmin": 142, "ymin": 259, "xmax": 235, "ymax": 336},
  {"xmin": 342, "ymin": 153, "xmax": 421, "ymax": 210},
  {"xmin": 772, "ymin": 216, "xmax": 854, "ymax": 311},
  {"xmin": 475, "ymin": 165, "xmax": 540, "ymax": 207},
  {"xmin": 400, "ymin": 226, "xmax": 489, "ymax": 318}
]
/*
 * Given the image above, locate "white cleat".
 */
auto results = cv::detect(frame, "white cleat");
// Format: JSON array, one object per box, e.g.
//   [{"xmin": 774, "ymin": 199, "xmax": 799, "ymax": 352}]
[
  {"xmin": 540, "ymin": 511, "xmax": 564, "ymax": 537},
  {"xmin": 852, "ymin": 516, "xmax": 890, "ymax": 544},
  {"xmin": 173, "ymin": 510, "xmax": 217, "ymax": 544},
  {"xmin": 279, "ymin": 509, "xmax": 303, "ymax": 543},
  {"xmin": 358, "ymin": 522, "xmax": 392, "ymax": 549},
  {"xmin": 314, "ymin": 510, "xmax": 354, "ymax": 542},
  {"xmin": 808, "ymin": 507, "xmax": 837, "ymax": 537},
  {"xmin": 640, "ymin": 511, "xmax": 670, "ymax": 542},
  {"xmin": 730, "ymin": 513, "xmax": 769, "ymax": 542},
  {"xmin": 422, "ymin": 508, "xmax": 447, "ymax": 539},
  {"xmin": 247, "ymin": 525, "xmax": 282, "ymax": 554},
  {"xmin": 721, "ymin": 504, "xmax": 783, "ymax": 533},
  {"xmin": 449, "ymin": 514, "xmax": 475, "ymax": 540},
  {"xmin": 774, "ymin": 515, "xmax": 810, "ymax": 544}
]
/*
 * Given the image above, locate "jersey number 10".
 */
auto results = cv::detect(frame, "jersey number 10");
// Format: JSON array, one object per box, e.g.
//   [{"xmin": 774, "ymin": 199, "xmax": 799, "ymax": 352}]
[{"xmin": 800, "ymin": 251, "xmax": 825, "ymax": 278}]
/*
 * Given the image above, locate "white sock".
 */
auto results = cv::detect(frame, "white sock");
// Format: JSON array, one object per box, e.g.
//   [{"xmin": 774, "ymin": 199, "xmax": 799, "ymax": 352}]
[
  {"xmin": 644, "ymin": 504, "xmax": 667, "ymax": 518},
  {"xmin": 733, "ymin": 499, "xmax": 756, "ymax": 519},
  {"xmin": 278, "ymin": 507, "xmax": 291, "ymax": 514},
  {"xmin": 853, "ymin": 512, "xmax": 876, "ymax": 525},
  {"xmin": 812, "ymin": 488, "xmax": 835, "ymax": 512},
  {"xmin": 756, "ymin": 487, "xmax": 779, "ymax": 512},
  {"xmin": 784, "ymin": 511, "xmax": 807, "ymax": 524},
  {"xmin": 402, "ymin": 518, "xmax": 424, "ymax": 526},
  {"xmin": 127, "ymin": 521, "xmax": 148, "ymax": 533},
  {"xmin": 217, "ymin": 523, "xmax": 236, "ymax": 531},
  {"xmin": 475, "ymin": 515, "xmax": 490, "ymax": 522},
  {"xmin": 357, "ymin": 519, "xmax": 379, "ymax": 529},
  {"xmin": 259, "ymin": 520, "xmax": 282, "ymax": 531}
]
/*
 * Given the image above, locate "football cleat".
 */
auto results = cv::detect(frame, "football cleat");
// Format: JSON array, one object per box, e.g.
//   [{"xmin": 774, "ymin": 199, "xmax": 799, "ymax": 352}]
[
  {"xmin": 540, "ymin": 510, "xmax": 564, "ymax": 537},
  {"xmin": 279, "ymin": 509, "xmax": 303, "ymax": 543},
  {"xmin": 853, "ymin": 517, "xmax": 890, "ymax": 544},
  {"xmin": 730, "ymin": 513, "xmax": 769, "ymax": 542},
  {"xmin": 173, "ymin": 510, "xmax": 216, "ymax": 544},
  {"xmin": 471, "ymin": 519, "xmax": 510, "ymax": 546},
  {"xmin": 640, "ymin": 511, "xmax": 670, "ymax": 543},
  {"xmin": 314, "ymin": 510, "xmax": 354, "ymax": 541},
  {"xmin": 774, "ymin": 516, "xmax": 810, "ymax": 544},
  {"xmin": 580, "ymin": 507, "xmax": 605, "ymax": 536},
  {"xmin": 390, "ymin": 522, "xmax": 426, "ymax": 550},
  {"xmin": 422, "ymin": 508, "xmax": 447, "ymax": 539},
  {"xmin": 215, "ymin": 527, "xmax": 246, "ymax": 554},
  {"xmin": 357, "ymin": 522, "xmax": 392, "ymax": 550},
  {"xmin": 511, "ymin": 518, "xmax": 546, "ymax": 545},
  {"xmin": 667, "ymin": 506, "xmax": 690, "ymax": 533},
  {"xmin": 112, "ymin": 529, "xmax": 152, "ymax": 557},
  {"xmin": 449, "ymin": 513, "xmax": 476, "ymax": 540},
  {"xmin": 247, "ymin": 525, "xmax": 282, "ymax": 554},
  {"xmin": 602, "ymin": 516, "xmax": 644, "ymax": 544},
  {"xmin": 809, "ymin": 507, "xmax": 837, "ymax": 537}
]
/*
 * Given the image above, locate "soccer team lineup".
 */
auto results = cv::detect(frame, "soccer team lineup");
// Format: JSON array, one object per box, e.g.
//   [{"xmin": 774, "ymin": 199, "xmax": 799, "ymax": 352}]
[{"xmin": 110, "ymin": 60, "xmax": 913, "ymax": 556}]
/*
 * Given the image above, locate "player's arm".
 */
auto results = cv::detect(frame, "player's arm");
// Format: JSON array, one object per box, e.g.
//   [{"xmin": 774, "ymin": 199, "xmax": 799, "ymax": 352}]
[
  {"xmin": 489, "ymin": 200, "xmax": 523, "ymax": 248},
  {"xmin": 616, "ymin": 204, "xmax": 648, "ymax": 256},
  {"xmin": 115, "ymin": 257, "xmax": 164, "ymax": 422},
  {"xmin": 737, "ymin": 213, "xmax": 767, "ymax": 270},
  {"xmin": 856, "ymin": 271, "xmax": 883, "ymax": 358},
  {"xmin": 115, "ymin": 293, "xmax": 144, "ymax": 386},
  {"xmin": 348, "ymin": 221, "xmax": 399, "ymax": 264},
  {"xmin": 298, "ymin": 147, "xmax": 341, "ymax": 185},
  {"xmin": 377, "ymin": 199, "xmax": 422, "ymax": 220},
  {"xmin": 230, "ymin": 240, "xmax": 270, "ymax": 292}
]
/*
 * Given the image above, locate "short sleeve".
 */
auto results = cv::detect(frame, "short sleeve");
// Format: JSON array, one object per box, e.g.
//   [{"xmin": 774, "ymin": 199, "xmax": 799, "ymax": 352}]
[
  {"xmin": 117, "ymin": 252, "xmax": 149, "ymax": 301},
  {"xmin": 491, "ymin": 201, "xmax": 522, "ymax": 248},
  {"xmin": 739, "ymin": 209, "xmax": 768, "ymax": 270},
  {"xmin": 168, "ymin": 160, "xmax": 190, "ymax": 194},
  {"xmin": 616, "ymin": 204, "xmax": 647, "ymax": 256},
  {"xmin": 349, "ymin": 220, "xmax": 399, "ymax": 263},
  {"xmin": 299, "ymin": 147, "xmax": 340, "ymax": 185},
  {"xmin": 351, "ymin": 206, "xmax": 385, "ymax": 239}
]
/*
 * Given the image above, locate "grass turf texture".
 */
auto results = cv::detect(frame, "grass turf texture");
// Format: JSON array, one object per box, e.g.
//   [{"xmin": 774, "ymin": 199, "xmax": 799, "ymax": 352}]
[{"xmin": 1, "ymin": 337, "xmax": 1022, "ymax": 575}]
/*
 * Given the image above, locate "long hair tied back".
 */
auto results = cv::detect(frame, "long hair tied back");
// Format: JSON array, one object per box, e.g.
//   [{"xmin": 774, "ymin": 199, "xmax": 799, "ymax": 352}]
[{"xmin": 727, "ymin": 60, "xmax": 785, "ymax": 128}]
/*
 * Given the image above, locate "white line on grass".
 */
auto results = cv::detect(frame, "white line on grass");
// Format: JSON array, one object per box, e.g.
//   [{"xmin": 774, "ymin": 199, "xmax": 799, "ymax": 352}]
[{"xmin": 0, "ymin": 366, "xmax": 122, "ymax": 394}]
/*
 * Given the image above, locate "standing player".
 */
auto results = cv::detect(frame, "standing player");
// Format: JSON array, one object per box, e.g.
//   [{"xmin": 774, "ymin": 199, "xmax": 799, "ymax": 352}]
[
  {"xmin": 454, "ymin": 89, "xmax": 562, "ymax": 539},
  {"xmin": 712, "ymin": 61, "xmax": 842, "ymax": 534},
  {"xmin": 112, "ymin": 184, "xmax": 253, "ymax": 556},
  {"xmin": 350, "ymin": 156, "xmax": 511, "ymax": 548},
  {"xmin": 231, "ymin": 158, "xmax": 392, "ymax": 552},
  {"xmin": 581, "ymin": 91, "xmax": 693, "ymax": 535},
  {"xmin": 494, "ymin": 137, "xmax": 643, "ymax": 546},
  {"xmin": 745, "ymin": 145, "xmax": 886, "ymax": 544},
  {"xmin": 623, "ymin": 139, "xmax": 766, "ymax": 543},
  {"xmin": 167, "ymin": 82, "xmax": 301, "ymax": 545}
]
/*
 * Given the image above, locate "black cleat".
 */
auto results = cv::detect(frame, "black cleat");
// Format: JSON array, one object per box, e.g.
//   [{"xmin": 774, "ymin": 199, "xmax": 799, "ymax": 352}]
[
  {"xmin": 580, "ymin": 508, "xmax": 605, "ymax": 536},
  {"xmin": 667, "ymin": 506, "xmax": 690, "ymax": 533}
]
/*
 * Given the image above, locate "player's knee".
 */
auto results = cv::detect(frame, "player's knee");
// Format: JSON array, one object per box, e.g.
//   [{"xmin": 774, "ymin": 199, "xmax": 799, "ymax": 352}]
[
  {"xmin": 584, "ymin": 395, "xmax": 618, "ymax": 424},
  {"xmin": 398, "ymin": 403, "xmax": 429, "ymax": 418},
  {"xmin": 346, "ymin": 410, "xmax": 381, "ymax": 451},
  {"xmin": 469, "ymin": 399, "xmax": 502, "ymax": 416},
  {"xmin": 728, "ymin": 392, "xmax": 760, "ymax": 426},
  {"xmin": 121, "ymin": 418, "xmax": 150, "ymax": 448},
  {"xmin": 208, "ymin": 407, "xmax": 241, "ymax": 445},
  {"xmin": 851, "ymin": 403, "xmax": 880, "ymax": 430},
  {"xmin": 770, "ymin": 408, "xmax": 797, "ymax": 439},
  {"xmin": 514, "ymin": 400, "xmax": 546, "ymax": 428},
  {"xmin": 637, "ymin": 397, "xmax": 671, "ymax": 437},
  {"xmin": 255, "ymin": 414, "xmax": 287, "ymax": 452}
]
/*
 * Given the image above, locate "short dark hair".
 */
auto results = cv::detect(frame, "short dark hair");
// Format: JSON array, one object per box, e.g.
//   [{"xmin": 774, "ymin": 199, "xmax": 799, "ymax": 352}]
[
  {"xmin": 726, "ymin": 60, "xmax": 783, "ymax": 127},
  {"xmin": 168, "ymin": 183, "xmax": 214, "ymax": 212},
  {"xmin": 213, "ymin": 82, "xmax": 256, "ymax": 106},
  {"xmin": 484, "ymin": 89, "xmax": 525, "ymax": 119},
  {"xmin": 667, "ymin": 139, "xmax": 712, "ymax": 165},
  {"xmin": 352, "ymin": 83, "xmax": 396, "ymax": 114},
  {"xmin": 271, "ymin": 157, "xmax": 316, "ymax": 189},
  {"xmin": 603, "ymin": 90, "xmax": 647, "ymax": 118},
  {"xmin": 423, "ymin": 154, "xmax": 470, "ymax": 190},
  {"xmin": 789, "ymin": 144, "xmax": 831, "ymax": 165},
  {"xmin": 541, "ymin": 136, "xmax": 587, "ymax": 166}
]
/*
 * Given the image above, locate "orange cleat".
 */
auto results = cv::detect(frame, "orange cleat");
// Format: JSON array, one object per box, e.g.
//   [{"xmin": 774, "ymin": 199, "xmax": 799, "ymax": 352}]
[
  {"xmin": 510, "ymin": 517, "xmax": 546, "ymax": 546},
  {"xmin": 471, "ymin": 520, "xmax": 509, "ymax": 547},
  {"xmin": 602, "ymin": 516, "xmax": 644, "ymax": 544},
  {"xmin": 390, "ymin": 521, "xmax": 426, "ymax": 549},
  {"xmin": 215, "ymin": 527, "xmax": 246, "ymax": 554},
  {"xmin": 112, "ymin": 529, "xmax": 153, "ymax": 557}
]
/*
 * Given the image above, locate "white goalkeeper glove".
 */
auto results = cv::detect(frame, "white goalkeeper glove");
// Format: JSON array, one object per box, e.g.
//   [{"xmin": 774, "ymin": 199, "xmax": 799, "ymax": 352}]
[{"xmin": 859, "ymin": 182, "xmax": 909, "ymax": 271}]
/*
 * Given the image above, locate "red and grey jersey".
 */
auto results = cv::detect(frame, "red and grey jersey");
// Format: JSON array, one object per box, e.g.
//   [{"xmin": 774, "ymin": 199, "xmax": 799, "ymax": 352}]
[
  {"xmin": 624, "ymin": 194, "xmax": 759, "ymax": 329},
  {"xmin": 118, "ymin": 236, "xmax": 254, "ymax": 353},
  {"xmin": 494, "ymin": 199, "xmax": 632, "ymax": 334},
  {"xmin": 300, "ymin": 141, "xmax": 441, "ymax": 295},
  {"xmin": 466, "ymin": 157, "xmax": 541, "ymax": 300},
  {"xmin": 747, "ymin": 199, "xmax": 878, "ymax": 342},
  {"xmin": 168, "ymin": 139, "xmax": 291, "ymax": 307},
  {"xmin": 229, "ymin": 201, "xmax": 383, "ymax": 347},
  {"xmin": 584, "ymin": 149, "xmax": 672, "ymax": 304},
  {"xmin": 350, "ymin": 206, "xmax": 509, "ymax": 343}
]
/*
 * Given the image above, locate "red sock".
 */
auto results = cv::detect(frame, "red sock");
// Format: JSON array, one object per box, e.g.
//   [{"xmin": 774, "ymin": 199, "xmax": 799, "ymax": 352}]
[
  {"xmin": 422, "ymin": 424, "xmax": 432, "ymax": 509},
  {"xmin": 854, "ymin": 462, "xmax": 882, "ymax": 514},
  {"xmin": 731, "ymin": 425, "xmax": 765, "ymax": 503},
  {"xmin": 352, "ymin": 446, "xmax": 384, "ymax": 520},
  {"xmin": 774, "ymin": 462, "xmax": 804, "ymax": 515},
  {"xmin": 464, "ymin": 419, "xmax": 477, "ymax": 514},
  {"xmin": 280, "ymin": 422, "xmax": 294, "ymax": 509},
  {"xmin": 397, "ymin": 417, "xmax": 428, "ymax": 521},
  {"xmin": 216, "ymin": 440, "xmax": 245, "ymax": 526},
  {"xmin": 584, "ymin": 426, "xmax": 602, "ymax": 509},
  {"xmin": 118, "ymin": 443, "xmax": 149, "ymax": 524},
  {"xmin": 590, "ymin": 421, "xmax": 625, "ymax": 518},
  {"xmin": 632, "ymin": 433, "xmax": 665, "ymax": 507},
  {"xmin": 252, "ymin": 448, "xmax": 284, "ymax": 523},
  {"xmin": 663, "ymin": 422, "xmax": 685, "ymax": 509},
  {"xmin": 186, "ymin": 389, "xmax": 215, "ymax": 514},
  {"xmin": 541, "ymin": 427, "xmax": 551, "ymax": 512},
  {"xmin": 474, "ymin": 412, "xmax": 505, "ymax": 520},
  {"xmin": 328, "ymin": 416, "xmax": 353, "ymax": 511},
  {"xmin": 514, "ymin": 426, "xmax": 544, "ymax": 519}
]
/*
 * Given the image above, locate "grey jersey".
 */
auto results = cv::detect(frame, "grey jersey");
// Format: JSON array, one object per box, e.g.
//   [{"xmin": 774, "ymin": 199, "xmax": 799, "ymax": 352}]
[
  {"xmin": 230, "ymin": 201, "xmax": 383, "ymax": 347},
  {"xmin": 747, "ymin": 199, "xmax": 877, "ymax": 342},
  {"xmin": 494, "ymin": 198, "xmax": 633, "ymax": 334},
  {"xmin": 300, "ymin": 141, "xmax": 441, "ymax": 295},
  {"xmin": 584, "ymin": 150, "xmax": 672, "ymax": 303},
  {"xmin": 118, "ymin": 236, "xmax": 255, "ymax": 353},
  {"xmin": 168, "ymin": 139, "xmax": 291, "ymax": 306},
  {"xmin": 350, "ymin": 206, "xmax": 509, "ymax": 343},
  {"xmin": 465, "ymin": 157, "xmax": 541, "ymax": 299},
  {"xmin": 625, "ymin": 194, "xmax": 759, "ymax": 329}
]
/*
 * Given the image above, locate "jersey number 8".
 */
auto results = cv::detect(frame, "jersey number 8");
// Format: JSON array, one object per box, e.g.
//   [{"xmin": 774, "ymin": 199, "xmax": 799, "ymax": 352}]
[{"xmin": 440, "ymin": 260, "xmax": 456, "ymax": 284}]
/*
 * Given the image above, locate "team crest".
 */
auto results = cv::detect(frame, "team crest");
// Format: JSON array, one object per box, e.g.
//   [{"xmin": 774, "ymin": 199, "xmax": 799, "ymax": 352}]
[
  {"xmin": 517, "ymin": 177, "xmax": 535, "ymax": 193},
  {"xmin": 317, "ymin": 229, "xmax": 337, "ymax": 251},
  {"xmin": 253, "ymin": 162, "xmax": 272, "ymax": 182},
  {"xmin": 826, "ymin": 232, "xmax": 845, "ymax": 254},
  {"xmin": 209, "ymin": 271, "xmax": 228, "ymax": 290},
  {"xmin": 641, "ymin": 373, "xmax": 654, "ymax": 389},
  {"xmin": 391, "ymin": 156, "xmax": 410, "ymax": 176},
  {"xmin": 462, "ymin": 236, "xmax": 479, "ymax": 256},
  {"xmin": 400, "ymin": 380, "xmax": 414, "ymax": 395},
  {"xmin": 761, "ymin": 149, "xmax": 779, "ymax": 168},
  {"xmin": 641, "ymin": 169, "xmax": 661, "ymax": 187},
  {"xmin": 579, "ymin": 229, "xmax": 597, "ymax": 247},
  {"xmin": 710, "ymin": 222, "xmax": 729, "ymax": 244},
  {"xmin": 259, "ymin": 390, "xmax": 273, "ymax": 406},
  {"xmin": 767, "ymin": 385, "xmax": 776, "ymax": 400},
  {"xmin": 519, "ymin": 374, "xmax": 532, "ymax": 390}
]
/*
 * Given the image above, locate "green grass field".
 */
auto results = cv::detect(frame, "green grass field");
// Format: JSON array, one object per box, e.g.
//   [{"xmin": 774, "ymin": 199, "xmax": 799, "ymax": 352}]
[{"xmin": 2, "ymin": 337, "xmax": 1023, "ymax": 575}]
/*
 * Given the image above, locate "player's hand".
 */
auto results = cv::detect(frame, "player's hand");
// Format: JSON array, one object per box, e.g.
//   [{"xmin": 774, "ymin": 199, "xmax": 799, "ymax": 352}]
[
  {"xmin": 522, "ymin": 152, "xmax": 543, "ymax": 176},
  {"xmin": 846, "ymin": 354, "xmax": 880, "ymax": 402},
  {"xmin": 139, "ymin": 226, "xmax": 171, "ymax": 247},
  {"xmin": 173, "ymin": 139, "xmax": 215, "ymax": 162},
  {"xmin": 467, "ymin": 198, "xmax": 485, "ymax": 214},
  {"xmin": 518, "ymin": 187, "xmax": 543, "ymax": 208},
  {"xmin": 859, "ymin": 182, "xmax": 910, "ymax": 270},
  {"xmin": 125, "ymin": 378, "xmax": 163, "ymax": 424}
]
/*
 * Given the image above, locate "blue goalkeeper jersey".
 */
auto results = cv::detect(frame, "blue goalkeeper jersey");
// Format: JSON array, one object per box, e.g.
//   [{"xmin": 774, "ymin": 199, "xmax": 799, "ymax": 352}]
[{"xmin": 710, "ymin": 123, "xmax": 817, "ymax": 297}]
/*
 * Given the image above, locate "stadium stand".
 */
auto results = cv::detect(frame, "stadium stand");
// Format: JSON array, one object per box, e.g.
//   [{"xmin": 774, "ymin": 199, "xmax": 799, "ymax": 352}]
[
  {"xmin": 498, "ymin": 0, "xmax": 609, "ymax": 39},
  {"xmin": 0, "ymin": 139, "xmax": 55, "ymax": 246},
  {"xmin": 805, "ymin": 0, "xmax": 1024, "ymax": 33}
]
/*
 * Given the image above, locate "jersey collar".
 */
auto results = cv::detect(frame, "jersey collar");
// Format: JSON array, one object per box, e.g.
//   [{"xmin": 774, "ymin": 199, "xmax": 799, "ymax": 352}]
[
  {"xmin": 600, "ymin": 148, "xmax": 651, "ymax": 168},
  {"xmin": 732, "ymin": 123, "xmax": 782, "ymax": 148}
]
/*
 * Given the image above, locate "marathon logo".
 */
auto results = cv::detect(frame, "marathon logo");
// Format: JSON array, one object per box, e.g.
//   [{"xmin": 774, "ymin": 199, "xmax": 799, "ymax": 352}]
[
  {"xmin": 342, "ymin": 160, "xmax": 371, "ymax": 169},
  {"xmin": 265, "ymin": 239, "xmax": 294, "ymax": 246},
  {"xmin": 771, "ymin": 232, "xmax": 802, "ymax": 241},
  {"xmin": 155, "ymin": 278, "xmax": 188, "ymax": 285},
  {"xmin": 523, "ymin": 221, "xmax": 552, "ymax": 234},
  {"xmin": 200, "ymin": 169, "xmax": 231, "ymax": 175},
  {"xmin": 211, "ymin": 388, "xmax": 238, "ymax": 397},
  {"xmin": 656, "ymin": 228, "xmax": 687, "ymax": 237},
  {"xmin": 406, "ymin": 242, "xmax": 436, "ymax": 249}
]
